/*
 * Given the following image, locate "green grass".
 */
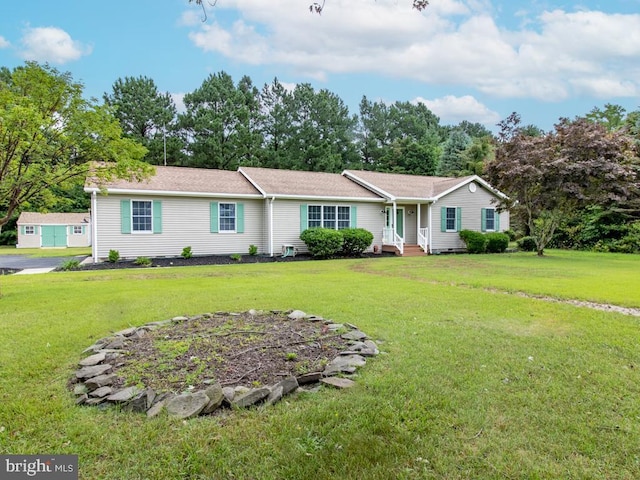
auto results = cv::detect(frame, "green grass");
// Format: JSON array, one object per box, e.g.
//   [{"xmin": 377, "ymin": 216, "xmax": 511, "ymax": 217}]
[
  {"xmin": 1, "ymin": 252, "xmax": 639, "ymax": 479},
  {"xmin": 0, "ymin": 246, "xmax": 91, "ymax": 257}
]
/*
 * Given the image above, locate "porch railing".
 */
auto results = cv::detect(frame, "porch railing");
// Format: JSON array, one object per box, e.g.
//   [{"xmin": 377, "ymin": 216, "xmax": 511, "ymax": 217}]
[
  {"xmin": 383, "ymin": 227, "xmax": 404, "ymax": 255},
  {"xmin": 418, "ymin": 227, "xmax": 428, "ymax": 253}
]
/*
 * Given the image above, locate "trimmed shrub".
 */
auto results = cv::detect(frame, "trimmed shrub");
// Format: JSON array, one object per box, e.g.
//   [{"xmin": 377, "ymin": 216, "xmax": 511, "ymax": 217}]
[
  {"xmin": 300, "ymin": 228, "xmax": 344, "ymax": 259},
  {"xmin": 485, "ymin": 232, "xmax": 510, "ymax": 253},
  {"xmin": 248, "ymin": 244, "xmax": 258, "ymax": 256},
  {"xmin": 134, "ymin": 256, "xmax": 152, "ymax": 267},
  {"xmin": 181, "ymin": 246, "xmax": 193, "ymax": 259},
  {"xmin": 504, "ymin": 229, "xmax": 517, "ymax": 242},
  {"xmin": 230, "ymin": 253, "xmax": 242, "ymax": 262},
  {"xmin": 459, "ymin": 230, "xmax": 488, "ymax": 254},
  {"xmin": 108, "ymin": 249, "xmax": 120, "ymax": 263},
  {"xmin": 341, "ymin": 228, "xmax": 374, "ymax": 256},
  {"xmin": 60, "ymin": 259, "xmax": 81, "ymax": 271},
  {"xmin": 517, "ymin": 236, "xmax": 537, "ymax": 252}
]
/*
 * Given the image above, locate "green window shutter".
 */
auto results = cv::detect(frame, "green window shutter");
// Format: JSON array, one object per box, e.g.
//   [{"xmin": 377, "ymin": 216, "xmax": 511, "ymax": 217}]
[
  {"xmin": 68, "ymin": 226, "xmax": 73, "ymax": 235},
  {"xmin": 236, "ymin": 203, "xmax": 244, "ymax": 233},
  {"xmin": 34, "ymin": 226, "xmax": 39, "ymax": 235},
  {"xmin": 210, "ymin": 202, "xmax": 219, "ymax": 233},
  {"xmin": 350, "ymin": 206, "xmax": 357, "ymax": 228},
  {"xmin": 20, "ymin": 226, "xmax": 25, "ymax": 235},
  {"xmin": 456, "ymin": 207, "xmax": 462, "ymax": 232},
  {"xmin": 481, "ymin": 208, "xmax": 487, "ymax": 232},
  {"xmin": 495, "ymin": 212, "xmax": 501, "ymax": 231},
  {"xmin": 153, "ymin": 200, "xmax": 162, "ymax": 234},
  {"xmin": 82, "ymin": 225, "xmax": 86, "ymax": 235},
  {"xmin": 121, "ymin": 200, "xmax": 131, "ymax": 234},
  {"xmin": 300, "ymin": 204, "xmax": 308, "ymax": 233},
  {"xmin": 440, "ymin": 207, "xmax": 446, "ymax": 232}
]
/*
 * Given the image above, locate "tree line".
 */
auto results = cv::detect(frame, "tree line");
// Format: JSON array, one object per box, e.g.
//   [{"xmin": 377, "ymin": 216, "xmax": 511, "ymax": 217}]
[{"xmin": 103, "ymin": 73, "xmax": 494, "ymax": 177}]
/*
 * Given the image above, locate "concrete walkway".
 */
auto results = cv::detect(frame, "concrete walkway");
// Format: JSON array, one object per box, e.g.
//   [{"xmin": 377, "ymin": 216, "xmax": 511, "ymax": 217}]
[{"xmin": 0, "ymin": 255, "xmax": 89, "ymax": 274}]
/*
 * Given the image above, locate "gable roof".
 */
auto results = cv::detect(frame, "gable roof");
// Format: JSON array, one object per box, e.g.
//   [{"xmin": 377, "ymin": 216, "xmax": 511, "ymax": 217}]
[
  {"xmin": 342, "ymin": 170, "xmax": 507, "ymax": 201},
  {"xmin": 85, "ymin": 166, "xmax": 262, "ymax": 198},
  {"xmin": 239, "ymin": 167, "xmax": 383, "ymax": 201},
  {"xmin": 18, "ymin": 212, "xmax": 90, "ymax": 225}
]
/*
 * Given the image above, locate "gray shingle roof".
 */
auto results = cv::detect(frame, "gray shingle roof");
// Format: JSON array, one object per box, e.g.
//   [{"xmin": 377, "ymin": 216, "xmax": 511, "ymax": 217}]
[
  {"xmin": 343, "ymin": 170, "xmax": 475, "ymax": 200},
  {"xmin": 86, "ymin": 166, "xmax": 262, "ymax": 197},
  {"xmin": 239, "ymin": 167, "xmax": 383, "ymax": 200},
  {"xmin": 18, "ymin": 212, "xmax": 90, "ymax": 225}
]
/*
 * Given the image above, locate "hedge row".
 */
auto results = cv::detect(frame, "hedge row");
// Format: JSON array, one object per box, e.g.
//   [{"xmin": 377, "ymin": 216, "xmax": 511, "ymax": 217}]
[
  {"xmin": 459, "ymin": 230, "xmax": 510, "ymax": 254},
  {"xmin": 300, "ymin": 228, "xmax": 374, "ymax": 258}
]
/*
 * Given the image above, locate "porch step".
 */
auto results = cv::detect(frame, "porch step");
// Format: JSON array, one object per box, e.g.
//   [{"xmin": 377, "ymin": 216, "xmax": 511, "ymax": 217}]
[
  {"xmin": 401, "ymin": 245, "xmax": 426, "ymax": 257},
  {"xmin": 382, "ymin": 244, "xmax": 426, "ymax": 256}
]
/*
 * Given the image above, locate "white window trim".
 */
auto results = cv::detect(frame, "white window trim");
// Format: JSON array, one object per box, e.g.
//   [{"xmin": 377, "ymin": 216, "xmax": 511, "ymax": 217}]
[
  {"xmin": 25, "ymin": 225, "xmax": 36, "ymax": 235},
  {"xmin": 308, "ymin": 205, "xmax": 351, "ymax": 230},
  {"xmin": 131, "ymin": 200, "xmax": 153, "ymax": 234},
  {"xmin": 445, "ymin": 207, "xmax": 458, "ymax": 233},
  {"xmin": 73, "ymin": 225, "xmax": 83, "ymax": 235},
  {"xmin": 219, "ymin": 202, "xmax": 237, "ymax": 233},
  {"xmin": 485, "ymin": 208, "xmax": 496, "ymax": 232}
]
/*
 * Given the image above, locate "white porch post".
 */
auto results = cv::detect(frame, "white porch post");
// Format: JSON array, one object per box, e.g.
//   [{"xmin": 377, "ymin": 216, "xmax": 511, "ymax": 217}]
[
  {"xmin": 91, "ymin": 191, "xmax": 98, "ymax": 263},
  {"xmin": 417, "ymin": 203, "xmax": 421, "ymax": 241},
  {"xmin": 428, "ymin": 202, "xmax": 433, "ymax": 253}
]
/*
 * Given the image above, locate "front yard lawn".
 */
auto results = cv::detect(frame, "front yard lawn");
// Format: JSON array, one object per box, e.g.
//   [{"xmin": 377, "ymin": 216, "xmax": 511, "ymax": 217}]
[{"xmin": 1, "ymin": 251, "xmax": 638, "ymax": 479}]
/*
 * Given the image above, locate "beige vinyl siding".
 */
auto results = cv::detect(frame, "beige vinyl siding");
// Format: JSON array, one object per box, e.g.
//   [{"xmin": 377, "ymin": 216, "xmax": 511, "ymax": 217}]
[
  {"xmin": 271, "ymin": 200, "xmax": 383, "ymax": 254},
  {"xmin": 95, "ymin": 195, "xmax": 265, "ymax": 259},
  {"xmin": 431, "ymin": 184, "xmax": 509, "ymax": 253},
  {"xmin": 67, "ymin": 225, "xmax": 91, "ymax": 247},
  {"xmin": 16, "ymin": 226, "xmax": 40, "ymax": 248}
]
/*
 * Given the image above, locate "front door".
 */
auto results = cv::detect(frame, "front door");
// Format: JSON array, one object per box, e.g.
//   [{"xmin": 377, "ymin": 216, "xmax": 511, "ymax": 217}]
[
  {"xmin": 385, "ymin": 207, "xmax": 405, "ymax": 239},
  {"xmin": 41, "ymin": 226, "xmax": 67, "ymax": 247}
]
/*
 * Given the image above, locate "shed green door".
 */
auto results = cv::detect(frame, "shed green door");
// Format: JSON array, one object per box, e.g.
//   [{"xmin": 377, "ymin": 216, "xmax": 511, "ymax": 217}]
[{"xmin": 41, "ymin": 226, "xmax": 68, "ymax": 247}]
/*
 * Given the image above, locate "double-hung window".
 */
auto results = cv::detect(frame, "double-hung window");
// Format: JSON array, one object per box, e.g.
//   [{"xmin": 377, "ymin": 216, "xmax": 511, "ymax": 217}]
[
  {"xmin": 305, "ymin": 205, "xmax": 351, "ymax": 230},
  {"xmin": 73, "ymin": 225, "xmax": 83, "ymax": 235},
  {"xmin": 219, "ymin": 203, "xmax": 236, "ymax": 232},
  {"xmin": 25, "ymin": 226, "xmax": 35, "ymax": 235},
  {"xmin": 441, "ymin": 206, "xmax": 461, "ymax": 233},
  {"xmin": 132, "ymin": 200, "xmax": 152, "ymax": 233},
  {"xmin": 210, "ymin": 202, "xmax": 244, "ymax": 234},
  {"xmin": 481, "ymin": 208, "xmax": 499, "ymax": 232},
  {"xmin": 445, "ymin": 207, "xmax": 457, "ymax": 232}
]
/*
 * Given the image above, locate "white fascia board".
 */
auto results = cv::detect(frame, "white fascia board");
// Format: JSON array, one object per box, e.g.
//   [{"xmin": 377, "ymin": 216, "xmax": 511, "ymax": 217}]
[
  {"xmin": 432, "ymin": 175, "xmax": 509, "ymax": 202},
  {"xmin": 341, "ymin": 171, "xmax": 394, "ymax": 201},
  {"xmin": 237, "ymin": 168, "xmax": 268, "ymax": 197},
  {"xmin": 269, "ymin": 194, "xmax": 385, "ymax": 203},
  {"xmin": 85, "ymin": 187, "xmax": 263, "ymax": 199}
]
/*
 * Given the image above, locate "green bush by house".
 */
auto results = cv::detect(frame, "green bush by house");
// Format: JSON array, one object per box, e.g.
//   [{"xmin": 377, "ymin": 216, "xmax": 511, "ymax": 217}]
[
  {"xmin": 459, "ymin": 230, "xmax": 488, "ymax": 254},
  {"xmin": 300, "ymin": 228, "xmax": 344, "ymax": 258},
  {"xmin": 341, "ymin": 228, "xmax": 374, "ymax": 256}
]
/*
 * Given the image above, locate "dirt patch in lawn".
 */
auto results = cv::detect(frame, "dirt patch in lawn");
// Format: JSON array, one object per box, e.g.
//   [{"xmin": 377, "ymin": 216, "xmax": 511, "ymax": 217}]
[{"xmin": 110, "ymin": 311, "xmax": 354, "ymax": 393}]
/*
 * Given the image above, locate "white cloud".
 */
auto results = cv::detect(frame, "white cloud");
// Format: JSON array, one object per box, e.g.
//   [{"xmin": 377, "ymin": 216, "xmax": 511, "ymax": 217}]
[
  {"xmin": 20, "ymin": 26, "xmax": 92, "ymax": 64},
  {"xmin": 0, "ymin": 36, "xmax": 9, "ymax": 49},
  {"xmin": 184, "ymin": 1, "xmax": 640, "ymax": 102},
  {"xmin": 178, "ymin": 10, "xmax": 203, "ymax": 27},
  {"xmin": 414, "ymin": 95, "xmax": 500, "ymax": 125},
  {"xmin": 170, "ymin": 92, "xmax": 187, "ymax": 114}
]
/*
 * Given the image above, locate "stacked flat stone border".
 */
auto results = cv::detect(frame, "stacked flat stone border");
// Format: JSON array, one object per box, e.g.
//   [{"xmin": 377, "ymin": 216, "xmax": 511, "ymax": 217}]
[{"xmin": 71, "ymin": 310, "xmax": 379, "ymax": 419}]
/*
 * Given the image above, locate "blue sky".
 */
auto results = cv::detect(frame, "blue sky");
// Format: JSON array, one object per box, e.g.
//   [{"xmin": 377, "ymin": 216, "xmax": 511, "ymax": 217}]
[{"xmin": 1, "ymin": 0, "xmax": 639, "ymax": 132}]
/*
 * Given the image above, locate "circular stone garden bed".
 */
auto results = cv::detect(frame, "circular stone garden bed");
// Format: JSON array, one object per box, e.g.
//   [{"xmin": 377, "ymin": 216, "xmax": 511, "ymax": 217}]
[{"xmin": 71, "ymin": 310, "xmax": 379, "ymax": 419}]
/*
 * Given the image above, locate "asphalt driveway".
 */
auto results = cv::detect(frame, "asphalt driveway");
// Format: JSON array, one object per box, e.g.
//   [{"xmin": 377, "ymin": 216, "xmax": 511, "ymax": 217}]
[{"xmin": 0, "ymin": 255, "xmax": 88, "ymax": 270}]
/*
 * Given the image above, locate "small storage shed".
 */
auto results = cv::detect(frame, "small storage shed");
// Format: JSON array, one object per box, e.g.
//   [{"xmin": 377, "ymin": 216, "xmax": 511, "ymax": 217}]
[{"xmin": 16, "ymin": 212, "xmax": 91, "ymax": 248}]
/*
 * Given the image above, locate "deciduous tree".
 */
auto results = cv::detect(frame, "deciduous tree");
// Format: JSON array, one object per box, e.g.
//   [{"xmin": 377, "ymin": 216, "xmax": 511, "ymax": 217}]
[
  {"xmin": 0, "ymin": 62, "xmax": 150, "ymax": 230},
  {"xmin": 485, "ymin": 113, "xmax": 637, "ymax": 255}
]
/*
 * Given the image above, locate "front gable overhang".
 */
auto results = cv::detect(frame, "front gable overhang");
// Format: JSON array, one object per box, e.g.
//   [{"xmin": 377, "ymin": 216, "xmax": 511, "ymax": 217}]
[{"xmin": 431, "ymin": 175, "xmax": 509, "ymax": 202}]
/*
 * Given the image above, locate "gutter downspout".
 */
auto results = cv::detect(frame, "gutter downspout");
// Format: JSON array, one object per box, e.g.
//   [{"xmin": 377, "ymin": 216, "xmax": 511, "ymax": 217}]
[
  {"xmin": 268, "ymin": 197, "xmax": 275, "ymax": 257},
  {"xmin": 91, "ymin": 191, "xmax": 98, "ymax": 263}
]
